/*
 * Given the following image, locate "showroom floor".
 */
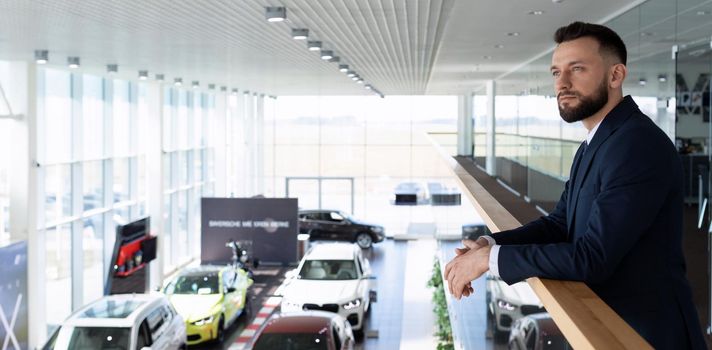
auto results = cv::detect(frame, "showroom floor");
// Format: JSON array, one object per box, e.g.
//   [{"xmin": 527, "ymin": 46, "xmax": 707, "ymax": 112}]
[{"xmin": 189, "ymin": 239, "xmax": 501, "ymax": 350}]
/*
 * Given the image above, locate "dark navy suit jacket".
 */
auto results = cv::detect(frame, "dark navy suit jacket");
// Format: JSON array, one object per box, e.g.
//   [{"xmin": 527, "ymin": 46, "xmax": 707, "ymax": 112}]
[{"xmin": 492, "ymin": 96, "xmax": 706, "ymax": 349}]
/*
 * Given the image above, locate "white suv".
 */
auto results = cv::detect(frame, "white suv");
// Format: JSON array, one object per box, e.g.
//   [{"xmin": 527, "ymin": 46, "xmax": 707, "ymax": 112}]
[
  {"xmin": 281, "ymin": 243, "xmax": 376, "ymax": 334},
  {"xmin": 486, "ymin": 273, "xmax": 545, "ymax": 340},
  {"xmin": 44, "ymin": 294, "xmax": 187, "ymax": 350}
]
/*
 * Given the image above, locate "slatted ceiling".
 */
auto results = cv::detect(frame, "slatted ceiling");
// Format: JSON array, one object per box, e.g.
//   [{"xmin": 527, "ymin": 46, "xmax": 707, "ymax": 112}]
[{"xmin": 0, "ymin": 0, "xmax": 708, "ymax": 96}]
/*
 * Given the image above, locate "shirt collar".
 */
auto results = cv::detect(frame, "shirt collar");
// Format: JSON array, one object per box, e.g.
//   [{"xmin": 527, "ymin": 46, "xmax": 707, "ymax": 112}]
[{"xmin": 586, "ymin": 119, "xmax": 603, "ymax": 145}]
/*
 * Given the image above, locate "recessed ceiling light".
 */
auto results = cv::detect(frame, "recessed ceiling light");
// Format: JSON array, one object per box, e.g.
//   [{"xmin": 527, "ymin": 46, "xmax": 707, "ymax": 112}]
[
  {"xmin": 339, "ymin": 64, "xmax": 349, "ymax": 72},
  {"xmin": 67, "ymin": 56, "xmax": 80, "ymax": 69},
  {"xmin": 307, "ymin": 41, "xmax": 322, "ymax": 51},
  {"xmin": 639, "ymin": 78, "xmax": 647, "ymax": 86},
  {"xmin": 156, "ymin": 74, "xmax": 165, "ymax": 81},
  {"xmin": 329, "ymin": 56, "xmax": 340, "ymax": 63},
  {"xmin": 658, "ymin": 74, "xmax": 667, "ymax": 82},
  {"xmin": 320, "ymin": 50, "xmax": 334, "ymax": 60},
  {"xmin": 174, "ymin": 78, "xmax": 183, "ymax": 87},
  {"xmin": 528, "ymin": 10, "xmax": 544, "ymax": 15},
  {"xmin": 495, "ymin": 44, "xmax": 504, "ymax": 49},
  {"xmin": 347, "ymin": 70, "xmax": 356, "ymax": 77},
  {"xmin": 220, "ymin": 86, "xmax": 227, "ymax": 92},
  {"xmin": 552, "ymin": 0, "xmax": 564, "ymax": 4},
  {"xmin": 138, "ymin": 70, "xmax": 149, "ymax": 80},
  {"xmin": 292, "ymin": 28, "xmax": 309, "ymax": 40},
  {"xmin": 232, "ymin": 88, "xmax": 238, "ymax": 95},
  {"xmin": 483, "ymin": 55, "xmax": 492, "ymax": 60},
  {"xmin": 507, "ymin": 32, "xmax": 520, "ymax": 37},
  {"xmin": 34, "ymin": 49, "xmax": 48, "ymax": 64},
  {"xmin": 107, "ymin": 64, "xmax": 118, "ymax": 74},
  {"xmin": 697, "ymin": 10, "xmax": 710, "ymax": 15},
  {"xmin": 265, "ymin": 7, "xmax": 286, "ymax": 22},
  {"xmin": 192, "ymin": 81, "xmax": 199, "ymax": 89},
  {"xmin": 208, "ymin": 84, "xmax": 215, "ymax": 90}
]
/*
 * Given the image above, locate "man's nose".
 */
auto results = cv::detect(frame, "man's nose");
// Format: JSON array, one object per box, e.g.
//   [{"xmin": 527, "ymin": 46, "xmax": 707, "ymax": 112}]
[{"xmin": 555, "ymin": 71, "xmax": 571, "ymax": 92}]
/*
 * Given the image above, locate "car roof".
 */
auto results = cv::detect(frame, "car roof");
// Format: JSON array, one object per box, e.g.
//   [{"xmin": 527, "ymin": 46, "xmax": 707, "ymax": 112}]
[
  {"xmin": 262, "ymin": 311, "xmax": 336, "ymax": 334},
  {"xmin": 299, "ymin": 209, "xmax": 342, "ymax": 214},
  {"xmin": 305, "ymin": 243, "xmax": 358, "ymax": 260},
  {"xmin": 176, "ymin": 265, "xmax": 225, "ymax": 276},
  {"xmin": 62, "ymin": 293, "xmax": 166, "ymax": 328}
]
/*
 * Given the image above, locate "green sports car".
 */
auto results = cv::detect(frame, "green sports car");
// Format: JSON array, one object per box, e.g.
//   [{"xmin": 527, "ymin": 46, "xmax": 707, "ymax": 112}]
[{"xmin": 162, "ymin": 265, "xmax": 253, "ymax": 345}]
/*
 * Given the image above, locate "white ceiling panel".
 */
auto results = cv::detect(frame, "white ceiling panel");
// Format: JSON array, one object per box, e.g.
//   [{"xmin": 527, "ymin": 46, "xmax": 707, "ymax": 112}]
[{"xmin": 0, "ymin": 0, "xmax": 709, "ymax": 96}]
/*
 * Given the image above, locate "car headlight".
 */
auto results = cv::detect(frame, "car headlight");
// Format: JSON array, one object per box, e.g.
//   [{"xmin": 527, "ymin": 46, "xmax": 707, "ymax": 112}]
[
  {"xmin": 192, "ymin": 315, "xmax": 214, "ymax": 326},
  {"xmin": 497, "ymin": 299, "xmax": 517, "ymax": 311},
  {"xmin": 371, "ymin": 226, "xmax": 383, "ymax": 234},
  {"xmin": 342, "ymin": 298, "xmax": 362, "ymax": 310}
]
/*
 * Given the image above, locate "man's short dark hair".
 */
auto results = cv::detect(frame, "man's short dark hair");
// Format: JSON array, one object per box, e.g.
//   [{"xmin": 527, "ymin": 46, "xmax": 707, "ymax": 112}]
[{"xmin": 554, "ymin": 21, "xmax": 627, "ymax": 65}]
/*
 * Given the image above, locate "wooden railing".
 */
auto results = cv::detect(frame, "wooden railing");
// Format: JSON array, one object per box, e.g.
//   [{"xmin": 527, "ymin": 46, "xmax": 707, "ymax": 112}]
[{"xmin": 430, "ymin": 137, "xmax": 652, "ymax": 349}]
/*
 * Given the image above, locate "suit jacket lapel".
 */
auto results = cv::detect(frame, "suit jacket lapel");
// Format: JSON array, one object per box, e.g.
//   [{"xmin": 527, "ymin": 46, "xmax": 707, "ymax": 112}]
[{"xmin": 566, "ymin": 96, "xmax": 638, "ymax": 235}]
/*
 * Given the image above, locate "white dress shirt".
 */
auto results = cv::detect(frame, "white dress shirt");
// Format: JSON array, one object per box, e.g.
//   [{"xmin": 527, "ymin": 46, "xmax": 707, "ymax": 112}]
[{"xmin": 483, "ymin": 119, "xmax": 603, "ymax": 278}]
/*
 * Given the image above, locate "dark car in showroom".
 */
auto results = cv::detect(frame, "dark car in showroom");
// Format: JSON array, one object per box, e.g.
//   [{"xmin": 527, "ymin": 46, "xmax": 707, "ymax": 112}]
[
  {"xmin": 462, "ymin": 223, "xmax": 491, "ymax": 240},
  {"xmin": 508, "ymin": 313, "xmax": 568, "ymax": 350},
  {"xmin": 298, "ymin": 210, "xmax": 385, "ymax": 249}
]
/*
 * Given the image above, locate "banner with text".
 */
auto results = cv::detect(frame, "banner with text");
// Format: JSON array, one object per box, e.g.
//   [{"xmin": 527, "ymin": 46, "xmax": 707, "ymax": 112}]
[{"xmin": 201, "ymin": 197, "xmax": 299, "ymax": 265}]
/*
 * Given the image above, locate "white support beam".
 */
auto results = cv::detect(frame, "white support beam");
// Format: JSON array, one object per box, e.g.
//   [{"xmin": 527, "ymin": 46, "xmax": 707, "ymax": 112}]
[
  {"xmin": 457, "ymin": 94, "xmax": 474, "ymax": 156},
  {"xmin": 485, "ymin": 80, "xmax": 496, "ymax": 176}
]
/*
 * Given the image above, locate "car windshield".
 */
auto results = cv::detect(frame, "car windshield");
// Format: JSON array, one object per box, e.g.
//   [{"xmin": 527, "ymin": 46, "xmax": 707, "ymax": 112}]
[
  {"xmin": 54, "ymin": 326, "xmax": 131, "ymax": 350},
  {"xmin": 298, "ymin": 259, "xmax": 358, "ymax": 280},
  {"xmin": 166, "ymin": 274, "xmax": 220, "ymax": 295},
  {"xmin": 253, "ymin": 333, "xmax": 328, "ymax": 350}
]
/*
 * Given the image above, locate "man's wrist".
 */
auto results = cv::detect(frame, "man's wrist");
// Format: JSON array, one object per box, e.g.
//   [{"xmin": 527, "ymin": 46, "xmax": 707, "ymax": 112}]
[{"xmin": 478, "ymin": 235, "xmax": 496, "ymax": 247}]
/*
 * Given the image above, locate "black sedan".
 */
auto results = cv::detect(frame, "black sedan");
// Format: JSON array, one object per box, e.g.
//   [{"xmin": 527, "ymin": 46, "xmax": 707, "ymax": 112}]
[{"xmin": 298, "ymin": 209, "xmax": 385, "ymax": 248}]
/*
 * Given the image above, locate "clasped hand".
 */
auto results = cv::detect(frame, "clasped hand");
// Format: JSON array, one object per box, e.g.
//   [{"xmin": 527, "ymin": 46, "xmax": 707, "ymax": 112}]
[{"xmin": 444, "ymin": 238, "xmax": 491, "ymax": 300}]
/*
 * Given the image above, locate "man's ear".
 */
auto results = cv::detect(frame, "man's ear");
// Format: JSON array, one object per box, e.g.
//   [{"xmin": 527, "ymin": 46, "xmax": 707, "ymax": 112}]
[{"xmin": 609, "ymin": 63, "xmax": 627, "ymax": 89}]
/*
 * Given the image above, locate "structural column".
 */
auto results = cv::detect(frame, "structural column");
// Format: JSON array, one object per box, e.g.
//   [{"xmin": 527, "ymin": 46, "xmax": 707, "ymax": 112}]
[
  {"xmin": 145, "ymin": 82, "xmax": 164, "ymax": 290},
  {"xmin": 213, "ymin": 92, "xmax": 227, "ymax": 197},
  {"xmin": 255, "ymin": 94, "xmax": 265, "ymax": 195},
  {"xmin": 486, "ymin": 80, "xmax": 496, "ymax": 176},
  {"xmin": 4, "ymin": 61, "xmax": 43, "ymax": 348},
  {"xmin": 457, "ymin": 94, "xmax": 473, "ymax": 156}
]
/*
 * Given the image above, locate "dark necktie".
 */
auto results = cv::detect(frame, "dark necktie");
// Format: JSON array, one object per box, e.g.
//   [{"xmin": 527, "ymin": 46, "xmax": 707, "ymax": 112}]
[{"xmin": 571, "ymin": 141, "xmax": 588, "ymax": 183}]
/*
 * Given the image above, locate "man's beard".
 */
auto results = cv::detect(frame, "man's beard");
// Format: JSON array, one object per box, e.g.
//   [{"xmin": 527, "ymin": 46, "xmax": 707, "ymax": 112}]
[{"xmin": 558, "ymin": 80, "xmax": 608, "ymax": 123}]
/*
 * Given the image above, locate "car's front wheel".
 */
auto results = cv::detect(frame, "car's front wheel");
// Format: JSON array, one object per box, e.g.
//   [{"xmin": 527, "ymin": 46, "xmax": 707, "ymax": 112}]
[
  {"xmin": 355, "ymin": 233, "xmax": 373, "ymax": 249},
  {"xmin": 215, "ymin": 316, "xmax": 225, "ymax": 343}
]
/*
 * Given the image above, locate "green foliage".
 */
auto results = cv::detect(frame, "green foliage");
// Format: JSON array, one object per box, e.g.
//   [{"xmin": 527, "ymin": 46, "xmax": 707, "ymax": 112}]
[{"xmin": 428, "ymin": 258, "xmax": 454, "ymax": 350}]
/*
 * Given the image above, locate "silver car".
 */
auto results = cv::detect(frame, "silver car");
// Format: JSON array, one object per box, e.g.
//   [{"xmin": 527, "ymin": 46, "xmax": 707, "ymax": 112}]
[{"xmin": 44, "ymin": 294, "xmax": 187, "ymax": 350}]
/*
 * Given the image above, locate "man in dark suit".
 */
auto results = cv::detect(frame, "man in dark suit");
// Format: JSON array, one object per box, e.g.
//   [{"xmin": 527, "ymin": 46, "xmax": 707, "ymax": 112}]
[{"xmin": 444, "ymin": 22, "xmax": 707, "ymax": 349}]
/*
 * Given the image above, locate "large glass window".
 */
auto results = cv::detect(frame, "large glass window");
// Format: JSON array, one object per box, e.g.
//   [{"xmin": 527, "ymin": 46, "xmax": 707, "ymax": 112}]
[
  {"xmin": 113, "ymin": 158, "xmax": 130, "ymax": 203},
  {"xmin": 83, "ymin": 75, "xmax": 104, "ymax": 159},
  {"xmin": 83, "ymin": 161, "xmax": 103, "ymax": 212},
  {"xmin": 83, "ymin": 215, "xmax": 104, "ymax": 304},
  {"xmin": 271, "ymin": 96, "xmax": 467, "ymax": 236},
  {"xmin": 43, "ymin": 69, "xmax": 72, "ymax": 163},
  {"xmin": 46, "ymin": 224, "xmax": 72, "ymax": 327},
  {"xmin": 113, "ymin": 80, "xmax": 131, "ymax": 157},
  {"xmin": 0, "ymin": 118, "xmax": 10, "ymax": 245},
  {"xmin": 45, "ymin": 165, "xmax": 72, "ymax": 224}
]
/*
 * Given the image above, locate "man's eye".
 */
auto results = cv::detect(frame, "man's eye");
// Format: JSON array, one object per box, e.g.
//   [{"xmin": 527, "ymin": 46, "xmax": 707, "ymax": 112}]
[
  {"xmin": 551, "ymin": 71, "xmax": 560, "ymax": 77},
  {"xmin": 572, "ymin": 66, "xmax": 583, "ymax": 71}
]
